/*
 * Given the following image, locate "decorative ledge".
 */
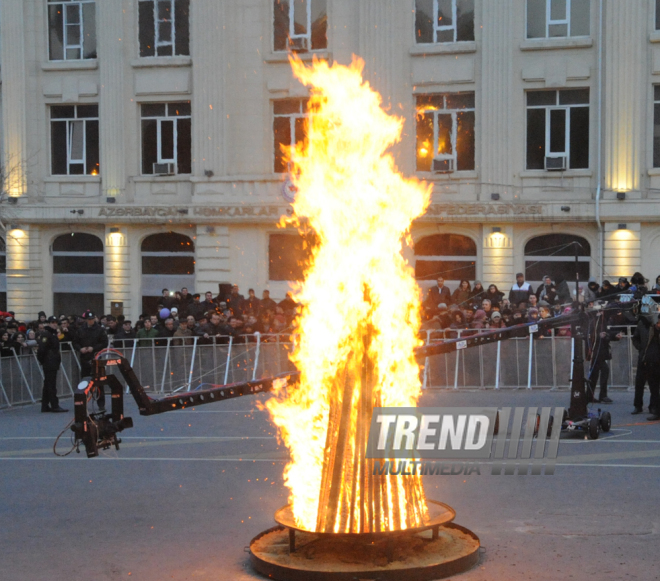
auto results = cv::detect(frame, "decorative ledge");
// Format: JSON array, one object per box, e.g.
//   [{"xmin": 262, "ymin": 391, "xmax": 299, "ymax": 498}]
[
  {"xmin": 417, "ymin": 170, "xmax": 478, "ymax": 181},
  {"xmin": 263, "ymin": 51, "xmax": 331, "ymax": 64},
  {"xmin": 133, "ymin": 175, "xmax": 192, "ymax": 183},
  {"xmin": 519, "ymin": 169, "xmax": 592, "ymax": 178},
  {"xmin": 43, "ymin": 176, "xmax": 101, "ymax": 183},
  {"xmin": 650, "ymin": 31, "xmax": 660, "ymax": 43},
  {"xmin": 410, "ymin": 42, "xmax": 477, "ymax": 56},
  {"xmin": 519, "ymin": 37, "xmax": 593, "ymax": 51},
  {"xmin": 131, "ymin": 57, "xmax": 192, "ymax": 68},
  {"xmin": 41, "ymin": 60, "xmax": 98, "ymax": 71}
]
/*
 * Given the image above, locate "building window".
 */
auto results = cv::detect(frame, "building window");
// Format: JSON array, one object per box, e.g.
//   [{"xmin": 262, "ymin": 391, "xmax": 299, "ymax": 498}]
[
  {"xmin": 653, "ymin": 86, "xmax": 660, "ymax": 167},
  {"xmin": 656, "ymin": 0, "xmax": 660, "ymax": 30},
  {"xmin": 273, "ymin": 98, "xmax": 309, "ymax": 173},
  {"xmin": 526, "ymin": 89, "xmax": 589, "ymax": 170},
  {"xmin": 51, "ymin": 105, "xmax": 100, "ymax": 176},
  {"xmin": 274, "ymin": 0, "xmax": 327, "ymax": 52},
  {"xmin": 141, "ymin": 232, "xmax": 195, "ymax": 313},
  {"xmin": 138, "ymin": 0, "xmax": 190, "ymax": 57},
  {"xmin": 525, "ymin": 234, "xmax": 590, "ymax": 284},
  {"xmin": 415, "ymin": 0, "xmax": 474, "ymax": 44},
  {"xmin": 414, "ymin": 234, "xmax": 477, "ymax": 281},
  {"xmin": 416, "ymin": 93, "xmax": 475, "ymax": 172},
  {"xmin": 52, "ymin": 233, "xmax": 104, "ymax": 316},
  {"xmin": 48, "ymin": 0, "xmax": 96, "ymax": 61},
  {"xmin": 269, "ymin": 233, "xmax": 315, "ymax": 281},
  {"xmin": 526, "ymin": 0, "xmax": 589, "ymax": 39},
  {"xmin": 141, "ymin": 103, "xmax": 191, "ymax": 175}
]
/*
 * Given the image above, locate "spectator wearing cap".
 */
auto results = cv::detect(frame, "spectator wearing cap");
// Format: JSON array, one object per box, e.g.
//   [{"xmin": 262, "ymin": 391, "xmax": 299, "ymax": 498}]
[
  {"xmin": 172, "ymin": 318, "xmax": 194, "ymax": 346},
  {"xmin": 616, "ymin": 277, "xmax": 630, "ymax": 294},
  {"xmin": 169, "ymin": 307, "xmax": 180, "ymax": 326},
  {"xmin": 471, "ymin": 309, "xmax": 488, "ymax": 329},
  {"xmin": 113, "ymin": 320, "xmax": 135, "ymax": 348},
  {"xmin": 509, "ymin": 273, "xmax": 534, "ymax": 309},
  {"xmin": 490, "ymin": 311, "xmax": 505, "ymax": 328},
  {"xmin": 72, "ymin": 310, "xmax": 108, "ymax": 409},
  {"xmin": 261, "ymin": 290, "xmax": 277, "ymax": 313},
  {"xmin": 37, "ymin": 316, "xmax": 67, "ymax": 413},
  {"xmin": 200, "ymin": 312, "xmax": 231, "ymax": 342},
  {"xmin": 584, "ymin": 278, "xmax": 600, "ymax": 304},
  {"xmin": 37, "ymin": 311, "xmax": 47, "ymax": 324},
  {"xmin": 187, "ymin": 294, "xmax": 205, "ymax": 320},
  {"xmin": 527, "ymin": 307, "xmax": 540, "ymax": 322}
]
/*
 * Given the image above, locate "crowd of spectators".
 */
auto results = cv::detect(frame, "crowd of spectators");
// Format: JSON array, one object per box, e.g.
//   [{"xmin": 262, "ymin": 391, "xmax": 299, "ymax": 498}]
[
  {"xmin": 421, "ymin": 272, "xmax": 659, "ymax": 338},
  {"xmin": 1, "ymin": 272, "xmax": 658, "ymax": 357},
  {"xmin": 0, "ymin": 284, "xmax": 300, "ymax": 357}
]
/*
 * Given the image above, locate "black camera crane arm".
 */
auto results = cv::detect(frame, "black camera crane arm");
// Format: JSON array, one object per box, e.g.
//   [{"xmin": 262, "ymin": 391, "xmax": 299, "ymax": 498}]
[{"xmin": 70, "ymin": 355, "xmax": 299, "ymax": 457}]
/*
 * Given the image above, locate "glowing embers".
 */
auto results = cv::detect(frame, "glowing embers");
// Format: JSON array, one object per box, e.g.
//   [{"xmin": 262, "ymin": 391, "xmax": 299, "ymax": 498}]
[{"xmin": 264, "ymin": 55, "xmax": 432, "ymax": 534}]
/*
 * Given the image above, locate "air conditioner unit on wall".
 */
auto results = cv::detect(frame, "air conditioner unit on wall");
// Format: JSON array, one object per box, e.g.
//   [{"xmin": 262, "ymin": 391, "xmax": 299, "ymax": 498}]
[
  {"xmin": 432, "ymin": 158, "xmax": 454, "ymax": 173},
  {"xmin": 545, "ymin": 156, "xmax": 567, "ymax": 171},
  {"xmin": 153, "ymin": 162, "xmax": 175, "ymax": 176},
  {"xmin": 289, "ymin": 36, "xmax": 309, "ymax": 52}
]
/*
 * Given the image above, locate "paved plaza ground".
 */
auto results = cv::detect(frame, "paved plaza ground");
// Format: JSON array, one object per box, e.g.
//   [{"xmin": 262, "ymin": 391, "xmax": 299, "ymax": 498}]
[{"xmin": 1, "ymin": 388, "xmax": 659, "ymax": 581}]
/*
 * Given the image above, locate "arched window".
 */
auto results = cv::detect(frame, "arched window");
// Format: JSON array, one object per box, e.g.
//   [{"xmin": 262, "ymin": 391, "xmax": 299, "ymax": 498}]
[
  {"xmin": 52, "ymin": 232, "xmax": 104, "ymax": 316},
  {"xmin": 268, "ymin": 233, "xmax": 315, "ymax": 281},
  {"xmin": 524, "ymin": 234, "xmax": 590, "ymax": 284},
  {"xmin": 0, "ymin": 237, "xmax": 6, "ymax": 311},
  {"xmin": 414, "ymin": 234, "xmax": 477, "ymax": 281},
  {"xmin": 141, "ymin": 232, "xmax": 195, "ymax": 313}
]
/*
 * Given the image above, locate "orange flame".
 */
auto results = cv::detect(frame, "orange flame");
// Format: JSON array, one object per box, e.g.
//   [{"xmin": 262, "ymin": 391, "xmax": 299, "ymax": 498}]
[{"xmin": 265, "ymin": 55, "xmax": 431, "ymax": 533}]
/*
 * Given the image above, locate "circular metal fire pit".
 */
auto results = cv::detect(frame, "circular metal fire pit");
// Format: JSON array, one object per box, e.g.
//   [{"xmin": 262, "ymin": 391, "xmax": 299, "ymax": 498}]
[{"xmin": 249, "ymin": 500, "xmax": 480, "ymax": 581}]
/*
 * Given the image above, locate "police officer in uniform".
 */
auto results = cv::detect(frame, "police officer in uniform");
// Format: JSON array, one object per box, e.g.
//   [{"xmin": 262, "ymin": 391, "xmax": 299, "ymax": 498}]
[
  {"xmin": 37, "ymin": 316, "xmax": 67, "ymax": 412},
  {"xmin": 73, "ymin": 310, "xmax": 108, "ymax": 410}
]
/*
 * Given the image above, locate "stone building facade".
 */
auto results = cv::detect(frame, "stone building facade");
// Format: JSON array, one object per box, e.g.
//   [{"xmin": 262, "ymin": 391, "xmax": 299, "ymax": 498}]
[{"xmin": 1, "ymin": 0, "xmax": 659, "ymax": 320}]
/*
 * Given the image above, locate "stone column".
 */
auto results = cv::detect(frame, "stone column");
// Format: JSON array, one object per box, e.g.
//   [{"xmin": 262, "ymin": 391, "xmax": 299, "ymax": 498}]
[
  {"xmin": 191, "ymin": 0, "xmax": 225, "ymax": 178},
  {"xmin": 603, "ymin": 223, "xmax": 641, "ymax": 279},
  {"xmin": 6, "ymin": 226, "xmax": 43, "ymax": 319},
  {"xmin": 0, "ymin": 0, "xmax": 27, "ymax": 198},
  {"xmin": 104, "ymin": 227, "xmax": 132, "ymax": 318},
  {"xmin": 603, "ymin": 0, "xmax": 646, "ymax": 194},
  {"xmin": 480, "ymin": 0, "xmax": 514, "ymax": 199},
  {"xmin": 194, "ymin": 225, "xmax": 231, "ymax": 295},
  {"xmin": 482, "ymin": 226, "xmax": 514, "ymax": 291},
  {"xmin": 97, "ymin": 1, "xmax": 126, "ymax": 199}
]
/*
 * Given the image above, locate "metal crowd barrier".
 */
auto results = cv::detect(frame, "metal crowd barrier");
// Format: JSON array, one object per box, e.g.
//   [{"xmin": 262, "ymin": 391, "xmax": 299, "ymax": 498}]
[
  {"xmin": 0, "ymin": 326, "xmax": 640, "ymax": 409},
  {"xmin": 0, "ymin": 336, "xmax": 297, "ymax": 409},
  {"xmin": 421, "ymin": 326, "xmax": 637, "ymax": 390}
]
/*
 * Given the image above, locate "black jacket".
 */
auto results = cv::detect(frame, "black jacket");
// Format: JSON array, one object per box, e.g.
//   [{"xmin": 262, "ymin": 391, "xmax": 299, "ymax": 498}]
[
  {"xmin": 588, "ymin": 327, "xmax": 620, "ymax": 362},
  {"xmin": 73, "ymin": 323, "xmax": 108, "ymax": 360},
  {"xmin": 632, "ymin": 318, "xmax": 660, "ymax": 365},
  {"xmin": 37, "ymin": 327, "xmax": 61, "ymax": 371}
]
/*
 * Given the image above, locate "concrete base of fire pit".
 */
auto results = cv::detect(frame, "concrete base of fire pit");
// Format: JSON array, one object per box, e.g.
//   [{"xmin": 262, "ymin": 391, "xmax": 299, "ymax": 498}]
[{"xmin": 249, "ymin": 521, "xmax": 480, "ymax": 581}]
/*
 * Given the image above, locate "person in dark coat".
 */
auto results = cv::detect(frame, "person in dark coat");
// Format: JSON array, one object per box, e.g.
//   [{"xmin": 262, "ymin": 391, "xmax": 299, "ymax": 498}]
[
  {"xmin": 586, "ymin": 316, "xmax": 622, "ymax": 404},
  {"xmin": 73, "ymin": 310, "xmax": 108, "ymax": 410},
  {"xmin": 261, "ymin": 290, "xmax": 277, "ymax": 313},
  {"xmin": 178, "ymin": 287, "xmax": 193, "ymax": 317},
  {"xmin": 632, "ymin": 316, "xmax": 660, "ymax": 420},
  {"xmin": 469, "ymin": 281, "xmax": 486, "ymax": 309},
  {"xmin": 243, "ymin": 288, "xmax": 262, "ymax": 316},
  {"xmin": 484, "ymin": 284, "xmax": 504, "ymax": 309},
  {"xmin": 425, "ymin": 277, "xmax": 452, "ymax": 315},
  {"xmin": 226, "ymin": 285, "xmax": 246, "ymax": 316},
  {"xmin": 187, "ymin": 294, "xmax": 206, "ymax": 320},
  {"xmin": 112, "ymin": 320, "xmax": 136, "ymax": 348},
  {"xmin": 37, "ymin": 317, "xmax": 67, "ymax": 413},
  {"xmin": 509, "ymin": 273, "xmax": 534, "ymax": 308}
]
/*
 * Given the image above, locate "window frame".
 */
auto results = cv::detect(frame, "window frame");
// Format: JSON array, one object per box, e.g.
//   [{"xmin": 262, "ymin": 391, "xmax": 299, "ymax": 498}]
[
  {"xmin": 526, "ymin": 0, "xmax": 590, "ymax": 40},
  {"xmin": 414, "ymin": 234, "xmax": 478, "ymax": 282},
  {"xmin": 140, "ymin": 102, "xmax": 192, "ymax": 175},
  {"xmin": 50, "ymin": 105, "xmax": 100, "ymax": 176},
  {"xmin": 273, "ymin": 98, "xmax": 310, "ymax": 174},
  {"xmin": 415, "ymin": 0, "xmax": 474, "ymax": 44},
  {"xmin": 525, "ymin": 89, "xmax": 590, "ymax": 170},
  {"xmin": 653, "ymin": 85, "xmax": 660, "ymax": 168},
  {"xmin": 47, "ymin": 0, "xmax": 96, "ymax": 61},
  {"xmin": 415, "ymin": 92, "xmax": 476, "ymax": 172},
  {"xmin": 138, "ymin": 0, "xmax": 190, "ymax": 58},
  {"xmin": 273, "ymin": 0, "xmax": 328, "ymax": 53}
]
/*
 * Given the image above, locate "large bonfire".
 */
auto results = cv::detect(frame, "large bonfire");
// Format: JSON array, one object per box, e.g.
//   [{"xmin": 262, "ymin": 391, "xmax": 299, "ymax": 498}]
[{"xmin": 265, "ymin": 56, "xmax": 432, "ymax": 534}]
